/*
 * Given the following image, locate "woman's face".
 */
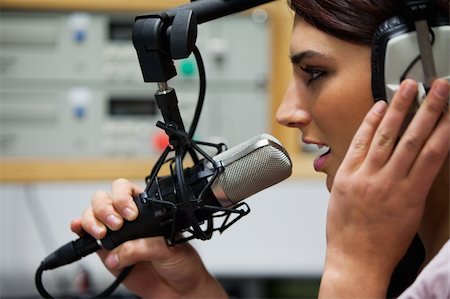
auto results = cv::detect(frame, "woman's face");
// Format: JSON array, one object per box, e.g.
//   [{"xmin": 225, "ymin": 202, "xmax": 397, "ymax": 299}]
[{"xmin": 276, "ymin": 16, "xmax": 374, "ymax": 191}]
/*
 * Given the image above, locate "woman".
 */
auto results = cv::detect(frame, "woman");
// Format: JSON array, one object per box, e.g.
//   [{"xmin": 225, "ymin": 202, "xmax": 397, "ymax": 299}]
[
  {"xmin": 71, "ymin": 0, "xmax": 449, "ymax": 297},
  {"xmin": 276, "ymin": 0, "xmax": 449, "ymax": 297}
]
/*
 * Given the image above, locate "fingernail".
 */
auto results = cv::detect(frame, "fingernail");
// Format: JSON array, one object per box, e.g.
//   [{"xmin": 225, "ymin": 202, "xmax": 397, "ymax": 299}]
[
  {"xmin": 106, "ymin": 214, "xmax": 121, "ymax": 229},
  {"xmin": 105, "ymin": 254, "xmax": 120, "ymax": 269},
  {"xmin": 91, "ymin": 225, "xmax": 104, "ymax": 239},
  {"xmin": 433, "ymin": 80, "xmax": 449, "ymax": 99},
  {"xmin": 122, "ymin": 207, "xmax": 137, "ymax": 221},
  {"xmin": 373, "ymin": 100, "xmax": 387, "ymax": 114},
  {"xmin": 402, "ymin": 80, "xmax": 416, "ymax": 99}
]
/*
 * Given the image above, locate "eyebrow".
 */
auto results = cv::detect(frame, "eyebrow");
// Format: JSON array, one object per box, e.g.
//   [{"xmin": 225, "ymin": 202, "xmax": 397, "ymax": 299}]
[{"xmin": 289, "ymin": 50, "xmax": 329, "ymax": 65}]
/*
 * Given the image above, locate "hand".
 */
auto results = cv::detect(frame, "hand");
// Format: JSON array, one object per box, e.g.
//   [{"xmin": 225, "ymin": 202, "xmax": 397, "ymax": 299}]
[
  {"xmin": 319, "ymin": 79, "xmax": 449, "ymax": 298},
  {"xmin": 71, "ymin": 178, "xmax": 227, "ymax": 299}
]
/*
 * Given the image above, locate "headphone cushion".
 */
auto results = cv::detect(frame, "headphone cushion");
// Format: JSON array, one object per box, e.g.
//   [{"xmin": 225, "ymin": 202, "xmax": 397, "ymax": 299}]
[{"xmin": 371, "ymin": 16, "xmax": 411, "ymax": 102}]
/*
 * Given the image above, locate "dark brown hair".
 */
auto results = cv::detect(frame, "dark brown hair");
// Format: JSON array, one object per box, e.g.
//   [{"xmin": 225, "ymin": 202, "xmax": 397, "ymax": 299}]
[{"xmin": 288, "ymin": 0, "xmax": 449, "ymax": 44}]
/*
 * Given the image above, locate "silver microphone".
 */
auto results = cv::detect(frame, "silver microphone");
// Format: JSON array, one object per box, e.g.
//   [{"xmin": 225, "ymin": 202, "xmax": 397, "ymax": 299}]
[{"xmin": 209, "ymin": 133, "xmax": 292, "ymax": 207}]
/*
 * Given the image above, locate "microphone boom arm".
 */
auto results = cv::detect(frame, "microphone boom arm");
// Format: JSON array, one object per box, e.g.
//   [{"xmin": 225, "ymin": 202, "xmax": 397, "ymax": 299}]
[{"xmin": 132, "ymin": 0, "xmax": 276, "ymax": 82}]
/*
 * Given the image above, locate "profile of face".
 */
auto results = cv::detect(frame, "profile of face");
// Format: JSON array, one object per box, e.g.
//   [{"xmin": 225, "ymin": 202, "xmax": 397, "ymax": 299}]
[{"xmin": 276, "ymin": 16, "xmax": 375, "ymax": 191}]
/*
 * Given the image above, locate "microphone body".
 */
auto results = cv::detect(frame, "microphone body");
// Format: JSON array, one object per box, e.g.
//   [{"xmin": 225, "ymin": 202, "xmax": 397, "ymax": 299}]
[
  {"xmin": 39, "ymin": 134, "xmax": 292, "ymax": 270},
  {"xmin": 101, "ymin": 164, "xmax": 217, "ymax": 250}
]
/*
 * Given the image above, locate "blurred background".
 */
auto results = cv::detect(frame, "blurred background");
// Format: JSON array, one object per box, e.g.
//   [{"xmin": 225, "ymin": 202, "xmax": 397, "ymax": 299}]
[{"xmin": 0, "ymin": 1, "xmax": 328, "ymax": 298}]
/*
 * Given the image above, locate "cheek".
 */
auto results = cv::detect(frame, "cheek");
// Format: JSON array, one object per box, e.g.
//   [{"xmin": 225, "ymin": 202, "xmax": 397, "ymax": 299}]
[
  {"xmin": 325, "ymin": 76, "xmax": 373, "ymax": 144},
  {"xmin": 315, "ymin": 78, "xmax": 373, "ymax": 169},
  {"xmin": 315, "ymin": 99, "xmax": 367, "ymax": 152}
]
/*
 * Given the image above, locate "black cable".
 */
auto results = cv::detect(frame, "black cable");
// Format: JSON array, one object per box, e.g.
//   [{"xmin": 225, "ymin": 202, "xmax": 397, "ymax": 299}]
[
  {"xmin": 185, "ymin": 45, "xmax": 207, "ymax": 165},
  {"xmin": 175, "ymin": 147, "xmax": 208, "ymax": 240},
  {"xmin": 92, "ymin": 266, "xmax": 133, "ymax": 298},
  {"xmin": 35, "ymin": 265, "xmax": 52, "ymax": 299},
  {"xmin": 35, "ymin": 263, "xmax": 133, "ymax": 298},
  {"xmin": 400, "ymin": 55, "xmax": 421, "ymax": 82},
  {"xmin": 188, "ymin": 45, "xmax": 207, "ymax": 138},
  {"xmin": 145, "ymin": 146, "xmax": 171, "ymax": 192}
]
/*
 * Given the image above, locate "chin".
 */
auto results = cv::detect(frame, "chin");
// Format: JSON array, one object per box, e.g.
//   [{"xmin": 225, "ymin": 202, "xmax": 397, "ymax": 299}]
[
  {"xmin": 325, "ymin": 174, "xmax": 334, "ymax": 192},
  {"xmin": 324, "ymin": 161, "xmax": 339, "ymax": 192}
]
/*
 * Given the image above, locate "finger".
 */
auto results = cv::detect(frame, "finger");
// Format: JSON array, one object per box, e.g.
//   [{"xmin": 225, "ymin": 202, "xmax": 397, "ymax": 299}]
[
  {"xmin": 102, "ymin": 237, "xmax": 172, "ymax": 270},
  {"xmin": 408, "ymin": 110, "xmax": 449, "ymax": 194},
  {"xmin": 70, "ymin": 218, "xmax": 84, "ymax": 236},
  {"xmin": 91, "ymin": 190, "xmax": 124, "ymax": 231},
  {"xmin": 111, "ymin": 178, "xmax": 142, "ymax": 221},
  {"xmin": 365, "ymin": 80, "xmax": 418, "ymax": 168},
  {"xmin": 339, "ymin": 100, "xmax": 387, "ymax": 172},
  {"xmin": 95, "ymin": 248, "xmax": 122, "ymax": 277},
  {"xmin": 80, "ymin": 207, "xmax": 107, "ymax": 239},
  {"xmin": 390, "ymin": 79, "xmax": 449, "ymax": 176}
]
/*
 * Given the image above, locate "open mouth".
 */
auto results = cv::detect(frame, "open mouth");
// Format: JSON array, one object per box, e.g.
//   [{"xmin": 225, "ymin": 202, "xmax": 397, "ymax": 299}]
[{"xmin": 302, "ymin": 141, "xmax": 331, "ymax": 172}]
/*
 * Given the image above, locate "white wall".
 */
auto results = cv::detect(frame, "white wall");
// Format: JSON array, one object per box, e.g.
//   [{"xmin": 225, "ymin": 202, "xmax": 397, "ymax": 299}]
[{"xmin": 0, "ymin": 178, "xmax": 329, "ymax": 297}]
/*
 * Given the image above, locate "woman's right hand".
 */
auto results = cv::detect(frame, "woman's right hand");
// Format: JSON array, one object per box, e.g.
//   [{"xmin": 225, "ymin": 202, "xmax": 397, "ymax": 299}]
[
  {"xmin": 320, "ymin": 79, "xmax": 449, "ymax": 298},
  {"xmin": 70, "ymin": 178, "xmax": 228, "ymax": 299}
]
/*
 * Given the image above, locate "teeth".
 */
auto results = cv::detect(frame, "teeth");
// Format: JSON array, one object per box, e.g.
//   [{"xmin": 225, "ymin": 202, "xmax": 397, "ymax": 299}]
[
  {"xmin": 302, "ymin": 143, "xmax": 330, "ymax": 155},
  {"xmin": 316, "ymin": 145, "xmax": 330, "ymax": 156}
]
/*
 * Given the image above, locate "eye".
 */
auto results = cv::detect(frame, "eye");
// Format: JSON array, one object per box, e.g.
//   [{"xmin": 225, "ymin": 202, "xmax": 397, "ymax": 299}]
[{"xmin": 300, "ymin": 65, "xmax": 326, "ymax": 84}]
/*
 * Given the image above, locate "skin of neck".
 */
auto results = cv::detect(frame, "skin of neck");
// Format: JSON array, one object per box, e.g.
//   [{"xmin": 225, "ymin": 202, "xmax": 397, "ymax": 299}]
[{"xmin": 418, "ymin": 155, "xmax": 449, "ymax": 266}]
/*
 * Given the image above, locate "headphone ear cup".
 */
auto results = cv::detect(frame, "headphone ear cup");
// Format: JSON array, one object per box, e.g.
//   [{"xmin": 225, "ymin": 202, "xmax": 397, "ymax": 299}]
[{"xmin": 371, "ymin": 16, "xmax": 410, "ymax": 102}]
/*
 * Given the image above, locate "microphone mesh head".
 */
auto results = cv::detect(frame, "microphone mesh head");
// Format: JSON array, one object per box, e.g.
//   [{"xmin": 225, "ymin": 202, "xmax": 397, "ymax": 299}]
[{"xmin": 212, "ymin": 134, "xmax": 292, "ymax": 206}]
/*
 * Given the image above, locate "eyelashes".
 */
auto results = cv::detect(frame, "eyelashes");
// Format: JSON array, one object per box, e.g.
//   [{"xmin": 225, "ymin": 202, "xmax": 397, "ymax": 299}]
[{"xmin": 299, "ymin": 65, "xmax": 327, "ymax": 84}]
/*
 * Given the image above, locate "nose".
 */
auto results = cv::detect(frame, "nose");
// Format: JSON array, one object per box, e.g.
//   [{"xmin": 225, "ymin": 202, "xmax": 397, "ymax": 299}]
[{"xmin": 276, "ymin": 81, "xmax": 311, "ymax": 128}]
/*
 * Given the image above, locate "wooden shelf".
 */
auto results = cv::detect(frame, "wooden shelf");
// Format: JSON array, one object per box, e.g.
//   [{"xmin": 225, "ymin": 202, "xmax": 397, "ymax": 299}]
[
  {"xmin": 0, "ymin": 157, "xmax": 159, "ymax": 182},
  {"xmin": 0, "ymin": 154, "xmax": 322, "ymax": 182}
]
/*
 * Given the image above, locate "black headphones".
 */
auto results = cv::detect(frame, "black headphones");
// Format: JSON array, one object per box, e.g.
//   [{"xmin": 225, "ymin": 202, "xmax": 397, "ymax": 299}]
[{"xmin": 371, "ymin": 0, "xmax": 449, "ymax": 104}]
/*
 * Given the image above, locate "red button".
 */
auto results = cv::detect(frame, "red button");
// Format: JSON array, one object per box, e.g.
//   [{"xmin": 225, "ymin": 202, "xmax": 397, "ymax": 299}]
[{"xmin": 152, "ymin": 131, "xmax": 170, "ymax": 152}]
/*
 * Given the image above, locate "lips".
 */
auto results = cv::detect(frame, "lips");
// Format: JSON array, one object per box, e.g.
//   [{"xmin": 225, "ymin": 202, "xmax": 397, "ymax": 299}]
[{"xmin": 313, "ymin": 147, "xmax": 331, "ymax": 171}]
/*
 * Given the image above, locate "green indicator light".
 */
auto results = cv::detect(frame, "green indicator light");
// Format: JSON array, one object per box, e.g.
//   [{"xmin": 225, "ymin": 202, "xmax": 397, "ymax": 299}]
[{"xmin": 180, "ymin": 60, "xmax": 195, "ymax": 76}]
